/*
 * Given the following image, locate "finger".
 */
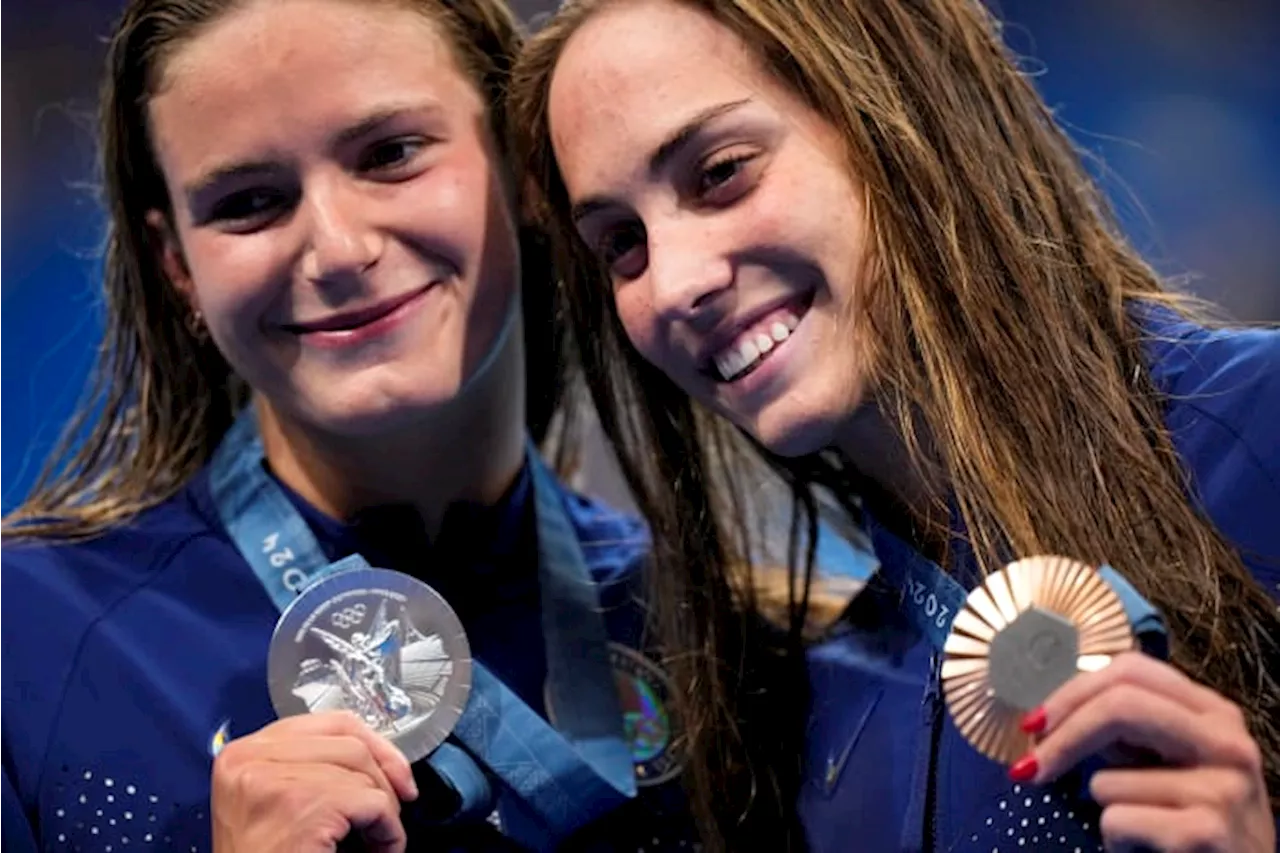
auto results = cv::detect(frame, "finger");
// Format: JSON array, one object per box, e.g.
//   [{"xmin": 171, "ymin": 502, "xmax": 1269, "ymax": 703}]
[
  {"xmin": 325, "ymin": 713, "xmax": 418, "ymax": 802},
  {"xmin": 299, "ymin": 767, "xmax": 404, "ymax": 853},
  {"xmin": 1030, "ymin": 684, "xmax": 1207, "ymax": 783},
  {"xmin": 1090, "ymin": 766, "xmax": 1258, "ymax": 811},
  {"xmin": 257, "ymin": 710, "xmax": 382, "ymax": 739},
  {"xmin": 336, "ymin": 787, "xmax": 407, "ymax": 853},
  {"xmin": 1038, "ymin": 653, "xmax": 1228, "ymax": 736},
  {"xmin": 1099, "ymin": 804, "xmax": 1232, "ymax": 852},
  {"xmin": 214, "ymin": 762, "xmax": 400, "ymax": 848},
  {"xmin": 254, "ymin": 735, "xmax": 402, "ymax": 805},
  {"xmin": 261, "ymin": 712, "xmax": 418, "ymax": 802}
]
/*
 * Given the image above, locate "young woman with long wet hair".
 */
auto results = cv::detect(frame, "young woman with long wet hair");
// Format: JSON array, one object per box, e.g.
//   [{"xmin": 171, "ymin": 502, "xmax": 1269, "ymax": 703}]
[
  {"xmin": 512, "ymin": 1, "xmax": 1280, "ymax": 850},
  {"xmin": 2, "ymin": 2, "xmax": 700, "ymax": 850}
]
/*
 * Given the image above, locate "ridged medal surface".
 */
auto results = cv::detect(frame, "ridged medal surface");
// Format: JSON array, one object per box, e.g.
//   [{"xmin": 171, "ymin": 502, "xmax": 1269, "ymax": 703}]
[{"xmin": 941, "ymin": 556, "xmax": 1134, "ymax": 764}]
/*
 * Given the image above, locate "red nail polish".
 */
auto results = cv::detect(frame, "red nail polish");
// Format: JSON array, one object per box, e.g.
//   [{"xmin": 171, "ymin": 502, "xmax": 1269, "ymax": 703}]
[
  {"xmin": 1019, "ymin": 707, "xmax": 1047, "ymax": 735},
  {"xmin": 1009, "ymin": 754, "xmax": 1039, "ymax": 783}
]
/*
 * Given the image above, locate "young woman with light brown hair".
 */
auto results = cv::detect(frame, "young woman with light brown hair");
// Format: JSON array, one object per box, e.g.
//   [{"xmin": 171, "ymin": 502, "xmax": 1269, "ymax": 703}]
[
  {"xmin": 2, "ymin": 1, "xmax": 704, "ymax": 851},
  {"xmin": 512, "ymin": 1, "xmax": 1280, "ymax": 850}
]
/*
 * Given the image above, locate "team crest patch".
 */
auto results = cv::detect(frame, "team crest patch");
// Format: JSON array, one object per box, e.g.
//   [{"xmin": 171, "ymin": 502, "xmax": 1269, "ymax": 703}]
[
  {"xmin": 606, "ymin": 644, "xmax": 683, "ymax": 786},
  {"xmin": 544, "ymin": 643, "xmax": 684, "ymax": 787}
]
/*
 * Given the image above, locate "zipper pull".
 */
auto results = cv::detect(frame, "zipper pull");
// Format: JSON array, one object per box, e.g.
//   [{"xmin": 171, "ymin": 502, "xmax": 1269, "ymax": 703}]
[{"xmin": 922, "ymin": 651, "xmax": 942, "ymax": 708}]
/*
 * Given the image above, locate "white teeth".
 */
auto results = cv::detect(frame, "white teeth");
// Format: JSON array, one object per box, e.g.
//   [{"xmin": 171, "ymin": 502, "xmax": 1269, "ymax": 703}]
[{"xmin": 713, "ymin": 311, "xmax": 802, "ymax": 381}]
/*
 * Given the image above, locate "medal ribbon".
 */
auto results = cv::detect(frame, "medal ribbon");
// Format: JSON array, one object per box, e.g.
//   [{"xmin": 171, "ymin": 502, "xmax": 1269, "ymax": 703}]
[
  {"xmin": 859, "ymin": 512, "xmax": 1169, "ymax": 658},
  {"xmin": 209, "ymin": 410, "xmax": 636, "ymax": 851}
]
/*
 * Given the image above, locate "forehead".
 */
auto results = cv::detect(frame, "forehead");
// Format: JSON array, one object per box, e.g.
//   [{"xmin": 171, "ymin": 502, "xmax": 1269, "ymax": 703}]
[
  {"xmin": 149, "ymin": 0, "xmax": 483, "ymax": 170},
  {"xmin": 547, "ymin": 1, "xmax": 768, "ymax": 185}
]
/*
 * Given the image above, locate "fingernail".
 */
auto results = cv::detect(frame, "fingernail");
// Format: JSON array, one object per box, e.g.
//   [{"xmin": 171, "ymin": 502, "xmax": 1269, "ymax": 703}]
[
  {"xmin": 1009, "ymin": 754, "xmax": 1039, "ymax": 783},
  {"xmin": 404, "ymin": 764, "xmax": 420, "ymax": 800},
  {"xmin": 1019, "ymin": 707, "xmax": 1047, "ymax": 735}
]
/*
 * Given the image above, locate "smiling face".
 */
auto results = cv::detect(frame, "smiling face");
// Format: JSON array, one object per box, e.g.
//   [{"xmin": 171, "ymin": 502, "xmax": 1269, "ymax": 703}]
[
  {"xmin": 547, "ymin": 0, "xmax": 875, "ymax": 456},
  {"xmin": 147, "ymin": 0, "xmax": 519, "ymax": 439}
]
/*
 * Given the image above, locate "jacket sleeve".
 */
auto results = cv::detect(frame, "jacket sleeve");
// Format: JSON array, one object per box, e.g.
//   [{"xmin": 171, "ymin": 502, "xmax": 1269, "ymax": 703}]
[{"xmin": 3, "ymin": 766, "xmax": 41, "ymax": 853}]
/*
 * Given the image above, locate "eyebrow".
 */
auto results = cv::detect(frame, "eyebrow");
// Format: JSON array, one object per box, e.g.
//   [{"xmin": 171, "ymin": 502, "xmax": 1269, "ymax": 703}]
[
  {"xmin": 182, "ymin": 101, "xmax": 446, "ymax": 204},
  {"xmin": 183, "ymin": 161, "xmax": 283, "ymax": 209},
  {"xmin": 570, "ymin": 98, "xmax": 752, "ymax": 223}
]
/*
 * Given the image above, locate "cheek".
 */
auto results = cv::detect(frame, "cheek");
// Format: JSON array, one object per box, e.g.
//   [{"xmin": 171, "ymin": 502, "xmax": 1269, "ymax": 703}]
[
  {"xmin": 754, "ymin": 153, "xmax": 866, "ymax": 269},
  {"xmin": 407, "ymin": 157, "xmax": 513, "ymax": 283},
  {"xmin": 182, "ymin": 236, "xmax": 278, "ymax": 330},
  {"xmin": 613, "ymin": 289, "xmax": 662, "ymax": 363},
  {"xmin": 411, "ymin": 168, "xmax": 472, "ymax": 229},
  {"xmin": 476, "ymin": 176, "xmax": 519, "ymax": 293},
  {"xmin": 740, "ymin": 180, "xmax": 797, "ymax": 244},
  {"xmin": 178, "ymin": 240, "xmax": 293, "ymax": 388}
]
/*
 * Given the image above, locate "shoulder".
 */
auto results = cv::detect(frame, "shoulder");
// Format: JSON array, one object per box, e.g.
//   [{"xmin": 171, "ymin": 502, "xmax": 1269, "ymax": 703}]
[
  {"xmin": 3, "ymin": 477, "xmax": 221, "ymax": 637},
  {"xmin": 551, "ymin": 478, "xmax": 652, "ymax": 587},
  {"xmin": 1, "ymin": 477, "xmax": 224, "ymax": 798},
  {"xmin": 1140, "ymin": 303, "xmax": 1280, "ymax": 425},
  {"xmin": 1136, "ymin": 303, "xmax": 1280, "ymax": 594}
]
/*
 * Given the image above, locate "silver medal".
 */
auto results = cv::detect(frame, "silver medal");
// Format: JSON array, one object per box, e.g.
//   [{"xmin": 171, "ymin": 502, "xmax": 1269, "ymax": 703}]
[{"xmin": 267, "ymin": 567, "xmax": 472, "ymax": 764}]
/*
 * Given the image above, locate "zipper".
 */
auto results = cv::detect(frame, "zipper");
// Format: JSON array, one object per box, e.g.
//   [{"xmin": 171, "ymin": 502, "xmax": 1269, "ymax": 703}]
[
  {"xmin": 900, "ymin": 650, "xmax": 945, "ymax": 853},
  {"xmin": 921, "ymin": 652, "xmax": 944, "ymax": 853}
]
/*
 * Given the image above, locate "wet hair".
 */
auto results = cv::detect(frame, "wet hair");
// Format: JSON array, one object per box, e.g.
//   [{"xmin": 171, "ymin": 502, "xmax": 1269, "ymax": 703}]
[{"xmin": 512, "ymin": 1, "xmax": 1280, "ymax": 846}]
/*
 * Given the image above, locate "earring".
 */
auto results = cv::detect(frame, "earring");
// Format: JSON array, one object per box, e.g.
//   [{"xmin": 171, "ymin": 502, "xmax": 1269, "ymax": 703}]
[{"xmin": 186, "ymin": 309, "xmax": 210, "ymax": 343}]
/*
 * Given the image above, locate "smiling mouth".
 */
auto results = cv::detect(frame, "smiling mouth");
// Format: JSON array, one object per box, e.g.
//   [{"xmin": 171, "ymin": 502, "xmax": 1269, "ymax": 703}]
[
  {"xmin": 283, "ymin": 285, "xmax": 434, "ymax": 335},
  {"xmin": 706, "ymin": 293, "xmax": 813, "ymax": 383}
]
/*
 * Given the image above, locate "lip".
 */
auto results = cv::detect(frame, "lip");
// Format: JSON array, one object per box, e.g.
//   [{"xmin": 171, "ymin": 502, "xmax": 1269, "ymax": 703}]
[
  {"xmin": 284, "ymin": 286, "xmax": 433, "ymax": 334},
  {"xmin": 281, "ymin": 280, "xmax": 437, "ymax": 348},
  {"xmin": 717, "ymin": 314, "xmax": 800, "ymax": 399},
  {"xmin": 695, "ymin": 291, "xmax": 814, "ymax": 375}
]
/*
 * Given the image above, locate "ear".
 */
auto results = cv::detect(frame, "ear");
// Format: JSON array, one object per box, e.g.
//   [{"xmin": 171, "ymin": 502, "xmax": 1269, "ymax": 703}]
[{"xmin": 145, "ymin": 209, "xmax": 196, "ymax": 307}]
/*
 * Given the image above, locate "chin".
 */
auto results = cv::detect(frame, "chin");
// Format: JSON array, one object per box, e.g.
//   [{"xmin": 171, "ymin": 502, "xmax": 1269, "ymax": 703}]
[
  {"xmin": 302, "ymin": 382, "xmax": 462, "ymax": 439},
  {"xmin": 747, "ymin": 366, "xmax": 872, "ymax": 457},
  {"xmin": 746, "ymin": 410, "xmax": 844, "ymax": 458},
  {"xmin": 305, "ymin": 402, "xmax": 415, "ymax": 439}
]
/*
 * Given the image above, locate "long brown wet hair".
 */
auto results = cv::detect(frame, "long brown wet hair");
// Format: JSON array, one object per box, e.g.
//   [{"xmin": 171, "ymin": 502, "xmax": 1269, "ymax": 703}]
[
  {"xmin": 512, "ymin": 0, "xmax": 1280, "ymax": 847},
  {"xmin": 5, "ymin": 0, "xmax": 569, "ymax": 540}
]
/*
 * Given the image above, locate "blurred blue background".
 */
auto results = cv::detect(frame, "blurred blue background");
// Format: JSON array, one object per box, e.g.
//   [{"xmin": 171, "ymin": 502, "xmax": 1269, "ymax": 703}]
[{"xmin": 3, "ymin": 0, "xmax": 1278, "ymax": 512}]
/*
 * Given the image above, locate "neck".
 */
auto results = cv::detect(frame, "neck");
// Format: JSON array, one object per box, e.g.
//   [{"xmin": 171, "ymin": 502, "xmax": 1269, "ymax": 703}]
[
  {"xmin": 832, "ymin": 397, "xmax": 949, "ymax": 552},
  {"xmin": 257, "ymin": 315, "xmax": 527, "ymax": 540}
]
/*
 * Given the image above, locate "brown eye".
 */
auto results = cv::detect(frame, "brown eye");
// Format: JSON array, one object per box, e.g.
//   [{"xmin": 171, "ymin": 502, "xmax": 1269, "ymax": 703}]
[
  {"xmin": 207, "ymin": 187, "xmax": 292, "ymax": 231},
  {"xmin": 358, "ymin": 137, "xmax": 428, "ymax": 176},
  {"xmin": 699, "ymin": 156, "xmax": 743, "ymax": 191},
  {"xmin": 598, "ymin": 221, "xmax": 647, "ymax": 279},
  {"xmin": 696, "ymin": 152, "xmax": 757, "ymax": 204}
]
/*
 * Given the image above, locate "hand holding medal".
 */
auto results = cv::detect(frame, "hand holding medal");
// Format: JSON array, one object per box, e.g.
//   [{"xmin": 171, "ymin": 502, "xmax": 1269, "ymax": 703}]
[
  {"xmin": 942, "ymin": 556, "xmax": 1274, "ymax": 853},
  {"xmin": 210, "ymin": 710, "xmax": 419, "ymax": 853},
  {"xmin": 213, "ymin": 567, "xmax": 464, "ymax": 853},
  {"xmin": 940, "ymin": 555, "xmax": 1135, "ymax": 765},
  {"xmin": 266, "ymin": 567, "xmax": 473, "ymax": 767}
]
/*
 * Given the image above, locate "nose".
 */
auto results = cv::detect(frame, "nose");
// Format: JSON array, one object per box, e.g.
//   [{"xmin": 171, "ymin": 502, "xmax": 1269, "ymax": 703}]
[
  {"xmin": 644, "ymin": 219, "xmax": 733, "ymax": 328},
  {"xmin": 299, "ymin": 176, "xmax": 383, "ymax": 284}
]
